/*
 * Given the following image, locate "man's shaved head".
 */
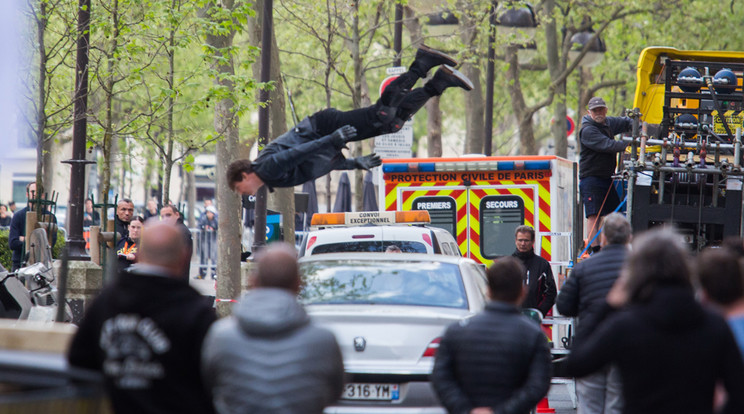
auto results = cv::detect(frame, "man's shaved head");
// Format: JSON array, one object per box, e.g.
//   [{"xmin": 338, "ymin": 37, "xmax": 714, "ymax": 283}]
[
  {"xmin": 253, "ymin": 243, "xmax": 300, "ymax": 292},
  {"xmin": 138, "ymin": 221, "xmax": 189, "ymax": 278}
]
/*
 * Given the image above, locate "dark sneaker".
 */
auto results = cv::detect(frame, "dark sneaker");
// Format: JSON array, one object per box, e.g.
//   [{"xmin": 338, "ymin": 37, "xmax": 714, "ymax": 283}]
[
  {"xmin": 430, "ymin": 64, "xmax": 474, "ymax": 93},
  {"xmin": 411, "ymin": 45, "xmax": 458, "ymax": 77}
]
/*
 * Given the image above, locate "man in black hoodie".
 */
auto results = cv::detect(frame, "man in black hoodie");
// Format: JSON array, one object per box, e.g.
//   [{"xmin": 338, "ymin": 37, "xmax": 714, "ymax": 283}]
[
  {"xmin": 68, "ymin": 221, "xmax": 216, "ymax": 414},
  {"xmin": 512, "ymin": 225, "xmax": 556, "ymax": 318},
  {"xmin": 579, "ymin": 97, "xmax": 632, "ymax": 252}
]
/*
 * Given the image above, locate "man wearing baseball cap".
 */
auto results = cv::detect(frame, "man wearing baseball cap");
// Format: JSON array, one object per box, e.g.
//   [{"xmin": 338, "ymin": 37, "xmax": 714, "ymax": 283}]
[{"xmin": 579, "ymin": 97, "xmax": 632, "ymax": 253}]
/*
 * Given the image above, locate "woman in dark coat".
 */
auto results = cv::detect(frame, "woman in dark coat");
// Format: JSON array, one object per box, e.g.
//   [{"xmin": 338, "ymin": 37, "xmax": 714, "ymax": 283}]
[
  {"xmin": 116, "ymin": 216, "xmax": 144, "ymax": 273},
  {"xmin": 565, "ymin": 228, "xmax": 744, "ymax": 414}
]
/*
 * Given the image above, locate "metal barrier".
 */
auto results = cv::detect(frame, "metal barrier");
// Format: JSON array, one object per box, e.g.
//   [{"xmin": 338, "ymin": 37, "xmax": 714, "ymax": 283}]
[{"xmin": 189, "ymin": 228, "xmax": 217, "ymax": 278}]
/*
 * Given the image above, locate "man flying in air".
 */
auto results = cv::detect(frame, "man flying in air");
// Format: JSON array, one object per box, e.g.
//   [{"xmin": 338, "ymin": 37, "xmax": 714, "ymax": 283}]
[{"xmin": 227, "ymin": 45, "xmax": 472, "ymax": 196}]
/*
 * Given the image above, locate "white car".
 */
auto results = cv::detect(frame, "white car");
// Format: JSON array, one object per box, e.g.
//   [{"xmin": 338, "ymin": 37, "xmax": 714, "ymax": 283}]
[
  {"xmin": 298, "ymin": 253, "xmax": 489, "ymax": 413},
  {"xmin": 299, "ymin": 211, "xmax": 461, "ymax": 257}
]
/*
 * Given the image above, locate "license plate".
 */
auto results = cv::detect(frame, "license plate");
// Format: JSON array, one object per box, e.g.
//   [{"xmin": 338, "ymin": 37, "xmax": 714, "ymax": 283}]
[{"xmin": 342, "ymin": 383, "xmax": 399, "ymax": 401}]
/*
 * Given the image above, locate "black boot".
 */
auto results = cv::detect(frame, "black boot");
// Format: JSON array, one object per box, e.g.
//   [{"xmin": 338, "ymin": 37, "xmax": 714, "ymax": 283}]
[
  {"xmin": 409, "ymin": 45, "xmax": 458, "ymax": 78},
  {"xmin": 426, "ymin": 65, "xmax": 474, "ymax": 95}
]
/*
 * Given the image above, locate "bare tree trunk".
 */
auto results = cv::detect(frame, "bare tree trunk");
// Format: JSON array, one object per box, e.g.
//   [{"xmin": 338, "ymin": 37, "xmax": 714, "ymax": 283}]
[
  {"xmin": 205, "ymin": 0, "xmax": 241, "ymax": 316},
  {"xmin": 36, "ymin": 0, "xmax": 51, "ymax": 195},
  {"xmin": 544, "ymin": 0, "xmax": 567, "ymax": 157},
  {"xmin": 350, "ymin": 1, "xmax": 366, "ymax": 211},
  {"xmin": 462, "ymin": 63, "xmax": 485, "ymax": 154},
  {"xmin": 162, "ymin": 1, "xmax": 177, "ymax": 207},
  {"xmin": 187, "ymin": 165, "xmax": 196, "ymax": 228},
  {"xmin": 505, "ymin": 45, "xmax": 536, "ymax": 154},
  {"xmin": 100, "ymin": 0, "xmax": 121, "ymax": 208},
  {"xmin": 459, "ymin": 7, "xmax": 484, "ymax": 155},
  {"xmin": 162, "ymin": 154, "xmax": 173, "ymax": 204},
  {"xmin": 427, "ymin": 97, "xmax": 443, "ymax": 157}
]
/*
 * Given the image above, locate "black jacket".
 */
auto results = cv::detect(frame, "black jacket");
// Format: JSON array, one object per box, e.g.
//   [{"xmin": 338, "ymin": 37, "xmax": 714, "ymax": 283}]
[
  {"xmin": 68, "ymin": 266, "xmax": 217, "ymax": 414},
  {"xmin": 556, "ymin": 244, "xmax": 628, "ymax": 343},
  {"xmin": 565, "ymin": 286, "xmax": 744, "ymax": 414},
  {"xmin": 579, "ymin": 115, "xmax": 632, "ymax": 179},
  {"xmin": 432, "ymin": 301, "xmax": 552, "ymax": 414},
  {"xmin": 252, "ymin": 117, "xmax": 360, "ymax": 189},
  {"xmin": 512, "ymin": 250, "xmax": 557, "ymax": 316},
  {"xmin": 176, "ymin": 219, "xmax": 193, "ymax": 279},
  {"xmin": 115, "ymin": 216, "xmax": 130, "ymax": 241}
]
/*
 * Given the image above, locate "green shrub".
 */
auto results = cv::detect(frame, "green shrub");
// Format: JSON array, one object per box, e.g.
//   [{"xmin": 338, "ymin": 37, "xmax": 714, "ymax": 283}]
[
  {"xmin": 0, "ymin": 230, "xmax": 10, "ymax": 270},
  {"xmin": 0, "ymin": 228, "xmax": 66, "ymax": 270}
]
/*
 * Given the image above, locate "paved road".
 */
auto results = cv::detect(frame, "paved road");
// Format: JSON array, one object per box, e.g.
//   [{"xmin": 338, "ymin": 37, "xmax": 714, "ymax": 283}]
[{"xmin": 548, "ymin": 382, "xmax": 577, "ymax": 413}]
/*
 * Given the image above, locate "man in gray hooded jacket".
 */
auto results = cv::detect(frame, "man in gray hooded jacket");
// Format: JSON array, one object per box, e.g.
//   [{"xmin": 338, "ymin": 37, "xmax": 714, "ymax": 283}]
[{"xmin": 201, "ymin": 243, "xmax": 344, "ymax": 414}]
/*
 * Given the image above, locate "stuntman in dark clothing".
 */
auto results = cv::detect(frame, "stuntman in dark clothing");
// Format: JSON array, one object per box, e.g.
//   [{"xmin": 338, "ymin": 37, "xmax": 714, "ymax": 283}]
[{"xmin": 227, "ymin": 45, "xmax": 473, "ymax": 196}]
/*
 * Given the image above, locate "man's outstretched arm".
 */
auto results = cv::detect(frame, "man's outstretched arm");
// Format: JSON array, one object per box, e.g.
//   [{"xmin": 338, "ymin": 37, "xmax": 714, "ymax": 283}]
[{"xmin": 337, "ymin": 153, "xmax": 382, "ymax": 171}]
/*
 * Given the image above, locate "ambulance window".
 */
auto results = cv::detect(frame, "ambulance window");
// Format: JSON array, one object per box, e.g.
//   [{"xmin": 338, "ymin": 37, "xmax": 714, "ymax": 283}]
[
  {"xmin": 412, "ymin": 196, "xmax": 456, "ymax": 237},
  {"xmin": 480, "ymin": 195, "xmax": 525, "ymax": 258}
]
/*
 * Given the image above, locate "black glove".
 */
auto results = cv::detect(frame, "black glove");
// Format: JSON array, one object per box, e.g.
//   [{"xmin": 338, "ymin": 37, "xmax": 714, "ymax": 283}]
[
  {"xmin": 355, "ymin": 153, "xmax": 382, "ymax": 170},
  {"xmin": 330, "ymin": 125, "xmax": 357, "ymax": 149}
]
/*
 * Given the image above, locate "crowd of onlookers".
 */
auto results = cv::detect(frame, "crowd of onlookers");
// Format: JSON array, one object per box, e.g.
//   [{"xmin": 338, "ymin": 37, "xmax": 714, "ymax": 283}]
[
  {"xmin": 60, "ymin": 210, "xmax": 744, "ymax": 414},
  {"xmin": 4, "ymin": 187, "xmax": 217, "ymax": 278}
]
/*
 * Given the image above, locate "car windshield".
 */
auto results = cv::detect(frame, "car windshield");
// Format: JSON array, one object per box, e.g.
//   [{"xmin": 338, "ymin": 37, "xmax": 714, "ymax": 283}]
[
  {"xmin": 311, "ymin": 241, "xmax": 427, "ymax": 254},
  {"xmin": 299, "ymin": 260, "xmax": 467, "ymax": 309}
]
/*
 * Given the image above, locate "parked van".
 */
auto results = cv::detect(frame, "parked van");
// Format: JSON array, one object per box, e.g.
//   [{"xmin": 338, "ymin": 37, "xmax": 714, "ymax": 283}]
[{"xmin": 298, "ymin": 211, "xmax": 461, "ymax": 257}]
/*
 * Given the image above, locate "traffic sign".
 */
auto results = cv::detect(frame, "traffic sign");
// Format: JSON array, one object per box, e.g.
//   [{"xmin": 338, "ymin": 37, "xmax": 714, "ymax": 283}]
[{"xmin": 567, "ymin": 116, "xmax": 575, "ymax": 137}]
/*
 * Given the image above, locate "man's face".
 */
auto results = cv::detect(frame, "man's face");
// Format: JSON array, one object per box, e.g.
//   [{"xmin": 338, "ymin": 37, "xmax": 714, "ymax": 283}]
[
  {"xmin": 117, "ymin": 201, "xmax": 134, "ymax": 222},
  {"xmin": 233, "ymin": 172, "xmax": 264, "ymax": 196},
  {"xmin": 160, "ymin": 207, "xmax": 178, "ymax": 224},
  {"xmin": 27, "ymin": 183, "xmax": 36, "ymax": 200},
  {"xmin": 515, "ymin": 231, "xmax": 534, "ymax": 253},
  {"xmin": 589, "ymin": 106, "xmax": 608, "ymax": 124},
  {"xmin": 85, "ymin": 200, "xmax": 93, "ymax": 211}
]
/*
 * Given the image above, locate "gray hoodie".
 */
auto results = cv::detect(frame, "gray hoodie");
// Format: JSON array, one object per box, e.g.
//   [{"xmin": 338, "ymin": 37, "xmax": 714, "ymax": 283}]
[{"xmin": 201, "ymin": 288, "xmax": 344, "ymax": 414}]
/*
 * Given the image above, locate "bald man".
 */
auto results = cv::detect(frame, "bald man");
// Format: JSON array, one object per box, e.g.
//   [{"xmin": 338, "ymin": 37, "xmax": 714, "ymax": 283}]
[
  {"xmin": 202, "ymin": 243, "xmax": 344, "ymax": 414},
  {"xmin": 68, "ymin": 221, "xmax": 216, "ymax": 414}
]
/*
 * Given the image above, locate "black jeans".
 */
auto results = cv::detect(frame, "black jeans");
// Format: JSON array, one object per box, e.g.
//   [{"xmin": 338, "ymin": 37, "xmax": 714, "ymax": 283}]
[{"xmin": 310, "ymin": 71, "xmax": 435, "ymax": 140}]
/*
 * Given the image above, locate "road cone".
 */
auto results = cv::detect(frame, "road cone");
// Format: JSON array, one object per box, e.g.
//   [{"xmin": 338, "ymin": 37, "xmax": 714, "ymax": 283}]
[{"xmin": 536, "ymin": 397, "xmax": 555, "ymax": 413}]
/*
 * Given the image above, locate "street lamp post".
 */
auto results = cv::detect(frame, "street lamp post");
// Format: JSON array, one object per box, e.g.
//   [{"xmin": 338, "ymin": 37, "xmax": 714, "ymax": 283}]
[{"xmin": 62, "ymin": 0, "xmax": 95, "ymax": 260}]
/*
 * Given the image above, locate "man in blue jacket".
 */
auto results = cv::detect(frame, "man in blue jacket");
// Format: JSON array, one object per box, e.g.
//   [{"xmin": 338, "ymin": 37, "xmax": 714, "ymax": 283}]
[
  {"xmin": 8, "ymin": 182, "xmax": 57, "ymax": 271},
  {"xmin": 432, "ymin": 256, "xmax": 552, "ymax": 414},
  {"xmin": 227, "ymin": 45, "xmax": 473, "ymax": 196},
  {"xmin": 579, "ymin": 97, "xmax": 632, "ymax": 253}
]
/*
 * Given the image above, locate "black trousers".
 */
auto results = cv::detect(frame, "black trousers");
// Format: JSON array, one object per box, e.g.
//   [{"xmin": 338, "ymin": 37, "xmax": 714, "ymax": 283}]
[{"xmin": 310, "ymin": 71, "xmax": 435, "ymax": 140}]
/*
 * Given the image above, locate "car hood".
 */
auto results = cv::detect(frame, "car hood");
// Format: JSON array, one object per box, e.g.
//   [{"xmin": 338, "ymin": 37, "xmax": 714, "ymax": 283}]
[
  {"xmin": 235, "ymin": 288, "xmax": 310, "ymax": 336},
  {"xmin": 306, "ymin": 304, "xmax": 474, "ymax": 373}
]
